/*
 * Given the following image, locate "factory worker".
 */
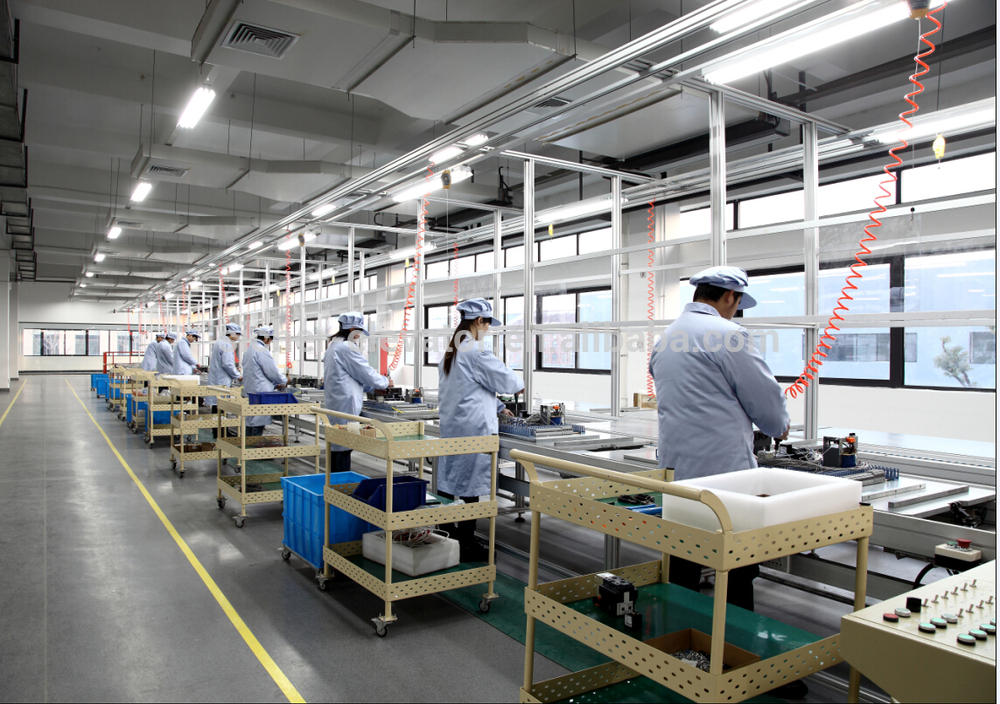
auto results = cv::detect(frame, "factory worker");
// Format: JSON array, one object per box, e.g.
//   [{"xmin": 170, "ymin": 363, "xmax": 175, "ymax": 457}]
[
  {"xmin": 437, "ymin": 298, "xmax": 522, "ymax": 562},
  {"xmin": 154, "ymin": 332, "xmax": 175, "ymax": 374},
  {"xmin": 206, "ymin": 323, "xmax": 243, "ymax": 437},
  {"xmin": 172, "ymin": 329, "xmax": 204, "ymax": 375},
  {"xmin": 141, "ymin": 333, "xmax": 163, "ymax": 372},
  {"xmin": 323, "ymin": 312, "xmax": 392, "ymax": 473},
  {"xmin": 650, "ymin": 266, "xmax": 789, "ymax": 616},
  {"xmin": 243, "ymin": 326, "xmax": 287, "ymax": 436}
]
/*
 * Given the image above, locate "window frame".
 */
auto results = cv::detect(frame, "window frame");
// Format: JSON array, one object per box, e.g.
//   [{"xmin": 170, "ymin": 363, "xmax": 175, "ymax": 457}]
[{"xmin": 534, "ymin": 286, "xmax": 612, "ymax": 375}]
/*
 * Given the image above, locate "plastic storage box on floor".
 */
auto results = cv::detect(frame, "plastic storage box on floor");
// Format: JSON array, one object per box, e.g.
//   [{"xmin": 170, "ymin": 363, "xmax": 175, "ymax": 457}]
[
  {"xmin": 660, "ymin": 467, "xmax": 862, "ymax": 532},
  {"xmin": 282, "ymin": 472, "xmax": 373, "ymax": 569},
  {"xmin": 95, "ymin": 377, "xmax": 109, "ymax": 398},
  {"xmin": 91, "ymin": 373, "xmax": 108, "ymax": 391}
]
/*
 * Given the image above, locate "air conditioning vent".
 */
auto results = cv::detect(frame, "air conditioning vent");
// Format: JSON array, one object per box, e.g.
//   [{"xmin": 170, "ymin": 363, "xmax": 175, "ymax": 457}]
[
  {"xmin": 145, "ymin": 164, "xmax": 189, "ymax": 178},
  {"xmin": 222, "ymin": 21, "xmax": 299, "ymax": 59},
  {"xmin": 113, "ymin": 219, "xmax": 143, "ymax": 229},
  {"xmin": 533, "ymin": 97, "xmax": 571, "ymax": 109}
]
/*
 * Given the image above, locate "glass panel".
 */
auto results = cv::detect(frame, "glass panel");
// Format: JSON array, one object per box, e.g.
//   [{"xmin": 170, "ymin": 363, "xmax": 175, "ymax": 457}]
[
  {"xmin": 579, "ymin": 290, "xmax": 612, "ymax": 370},
  {"xmin": 306, "ymin": 288, "xmax": 316, "ymax": 302},
  {"xmin": 504, "ymin": 296, "xmax": 524, "ymax": 370},
  {"xmin": 540, "ymin": 293, "xmax": 575, "ymax": 369},
  {"xmin": 43, "ymin": 330, "xmax": 66, "ymax": 356},
  {"xmin": 389, "ymin": 265, "xmax": 404, "ymax": 287},
  {"xmin": 740, "ymin": 191, "xmax": 804, "ymax": 229},
  {"xmin": 426, "ymin": 305, "xmax": 452, "ymax": 365},
  {"xmin": 22, "ymin": 329, "xmax": 41, "ymax": 356},
  {"xmin": 905, "ymin": 249, "xmax": 996, "ymax": 388},
  {"xmin": 426, "ymin": 261, "xmax": 448, "ymax": 280},
  {"xmin": 505, "ymin": 246, "xmax": 524, "ymax": 268},
  {"xmin": 87, "ymin": 330, "xmax": 101, "ymax": 356},
  {"xmin": 305, "ymin": 319, "xmax": 316, "ymax": 361},
  {"xmin": 817, "ymin": 174, "xmax": 890, "ymax": 216},
  {"xmin": 902, "ymin": 152, "xmax": 996, "ymax": 203},
  {"xmin": 818, "ymin": 263, "xmax": 890, "ymax": 380},
  {"xmin": 678, "ymin": 204, "xmax": 735, "ymax": 235},
  {"xmin": 539, "ymin": 235, "xmax": 577, "ymax": 262},
  {"xmin": 741, "ymin": 272, "xmax": 805, "ymax": 377},
  {"xmin": 293, "ymin": 320, "xmax": 301, "ymax": 361},
  {"xmin": 367, "ymin": 275, "xmax": 377, "ymax": 290},
  {"xmin": 579, "ymin": 228, "xmax": 612, "ymax": 255},
  {"xmin": 475, "ymin": 252, "xmax": 494, "ymax": 271},
  {"xmin": 452, "ymin": 256, "xmax": 475, "ymax": 276}
]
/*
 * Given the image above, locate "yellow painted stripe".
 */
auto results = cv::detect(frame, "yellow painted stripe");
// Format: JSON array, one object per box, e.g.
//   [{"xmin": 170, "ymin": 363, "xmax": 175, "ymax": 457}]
[
  {"xmin": 0, "ymin": 379, "xmax": 26, "ymax": 429},
  {"xmin": 66, "ymin": 380, "xmax": 305, "ymax": 703}
]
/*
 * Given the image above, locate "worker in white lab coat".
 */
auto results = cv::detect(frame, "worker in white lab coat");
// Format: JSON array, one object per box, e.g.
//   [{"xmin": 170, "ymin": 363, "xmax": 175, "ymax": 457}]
[
  {"xmin": 206, "ymin": 323, "xmax": 243, "ymax": 437},
  {"xmin": 323, "ymin": 312, "xmax": 391, "ymax": 473},
  {"xmin": 242, "ymin": 326, "xmax": 287, "ymax": 436},
  {"xmin": 141, "ymin": 333, "xmax": 163, "ymax": 371},
  {"xmin": 649, "ymin": 267, "xmax": 790, "ymax": 641},
  {"xmin": 436, "ymin": 298, "xmax": 522, "ymax": 561},
  {"xmin": 172, "ymin": 329, "xmax": 204, "ymax": 375},
  {"xmin": 155, "ymin": 332, "xmax": 175, "ymax": 374}
]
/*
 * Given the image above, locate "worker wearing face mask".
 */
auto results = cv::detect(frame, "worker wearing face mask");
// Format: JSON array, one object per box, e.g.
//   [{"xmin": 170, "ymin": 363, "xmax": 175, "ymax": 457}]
[
  {"xmin": 650, "ymin": 267, "xmax": 790, "ymax": 620},
  {"xmin": 155, "ymin": 332, "xmax": 176, "ymax": 374},
  {"xmin": 436, "ymin": 298, "xmax": 523, "ymax": 562},
  {"xmin": 242, "ymin": 326, "xmax": 287, "ymax": 436},
  {"xmin": 141, "ymin": 333, "xmax": 163, "ymax": 372},
  {"xmin": 206, "ymin": 323, "xmax": 243, "ymax": 437},
  {"xmin": 323, "ymin": 312, "xmax": 392, "ymax": 473},
  {"xmin": 172, "ymin": 329, "xmax": 204, "ymax": 375}
]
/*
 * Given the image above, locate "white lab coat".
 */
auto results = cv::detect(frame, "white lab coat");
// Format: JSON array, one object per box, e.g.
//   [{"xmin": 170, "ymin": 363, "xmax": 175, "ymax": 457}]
[
  {"xmin": 205, "ymin": 339, "xmax": 241, "ymax": 406},
  {"xmin": 437, "ymin": 344, "xmax": 522, "ymax": 497},
  {"xmin": 172, "ymin": 337, "xmax": 199, "ymax": 375},
  {"xmin": 154, "ymin": 340, "xmax": 174, "ymax": 374},
  {"xmin": 323, "ymin": 337, "xmax": 389, "ymax": 452},
  {"xmin": 649, "ymin": 302, "xmax": 789, "ymax": 480},
  {"xmin": 140, "ymin": 342, "xmax": 158, "ymax": 371},
  {"xmin": 242, "ymin": 339, "xmax": 287, "ymax": 427}
]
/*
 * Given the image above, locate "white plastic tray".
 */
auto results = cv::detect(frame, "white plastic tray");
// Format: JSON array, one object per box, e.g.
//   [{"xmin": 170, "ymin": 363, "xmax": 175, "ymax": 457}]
[{"xmin": 362, "ymin": 530, "xmax": 460, "ymax": 577}]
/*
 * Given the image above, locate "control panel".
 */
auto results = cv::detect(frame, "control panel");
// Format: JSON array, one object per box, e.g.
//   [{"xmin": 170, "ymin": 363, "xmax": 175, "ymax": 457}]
[{"xmin": 841, "ymin": 561, "xmax": 996, "ymax": 703}]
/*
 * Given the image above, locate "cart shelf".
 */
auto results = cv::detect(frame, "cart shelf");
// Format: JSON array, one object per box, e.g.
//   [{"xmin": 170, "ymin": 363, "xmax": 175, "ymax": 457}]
[
  {"xmin": 511, "ymin": 450, "xmax": 873, "ymax": 704},
  {"xmin": 168, "ymin": 382, "xmax": 241, "ymax": 477},
  {"xmin": 309, "ymin": 406, "xmax": 501, "ymax": 636}
]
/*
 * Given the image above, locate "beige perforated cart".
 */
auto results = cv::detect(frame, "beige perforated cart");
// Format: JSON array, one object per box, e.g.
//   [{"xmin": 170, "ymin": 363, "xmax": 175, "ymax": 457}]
[
  {"xmin": 106, "ymin": 366, "xmax": 128, "ymax": 415},
  {"xmin": 312, "ymin": 407, "xmax": 500, "ymax": 637},
  {"xmin": 142, "ymin": 377, "xmax": 196, "ymax": 449},
  {"xmin": 512, "ymin": 449, "xmax": 873, "ymax": 704},
  {"xmin": 167, "ymin": 381, "xmax": 240, "ymax": 478},
  {"xmin": 213, "ymin": 391, "xmax": 321, "ymax": 527},
  {"xmin": 126, "ymin": 369, "xmax": 157, "ymax": 433}
]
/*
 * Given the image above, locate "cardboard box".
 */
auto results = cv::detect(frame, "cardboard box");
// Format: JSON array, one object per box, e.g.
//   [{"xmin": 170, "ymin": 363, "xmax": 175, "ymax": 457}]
[
  {"xmin": 174, "ymin": 442, "xmax": 216, "ymax": 453},
  {"xmin": 360, "ymin": 426, "xmax": 378, "ymax": 438},
  {"xmin": 646, "ymin": 629, "xmax": 760, "ymax": 672}
]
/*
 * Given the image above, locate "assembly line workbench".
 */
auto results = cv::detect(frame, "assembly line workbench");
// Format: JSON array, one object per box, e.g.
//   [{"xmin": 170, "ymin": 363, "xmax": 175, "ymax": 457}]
[
  {"xmin": 211, "ymin": 389, "xmax": 322, "ymax": 527},
  {"xmin": 312, "ymin": 407, "xmax": 501, "ymax": 637},
  {"xmin": 512, "ymin": 449, "xmax": 874, "ymax": 704},
  {"xmin": 167, "ymin": 382, "xmax": 240, "ymax": 478}
]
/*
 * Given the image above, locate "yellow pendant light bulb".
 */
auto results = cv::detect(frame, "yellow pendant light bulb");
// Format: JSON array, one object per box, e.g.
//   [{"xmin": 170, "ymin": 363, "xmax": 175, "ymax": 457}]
[{"xmin": 932, "ymin": 133, "xmax": 946, "ymax": 160}]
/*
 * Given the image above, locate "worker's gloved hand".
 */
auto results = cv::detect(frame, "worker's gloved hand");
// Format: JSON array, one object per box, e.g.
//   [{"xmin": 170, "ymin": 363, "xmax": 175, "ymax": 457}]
[
  {"xmin": 275, "ymin": 385, "xmax": 286, "ymax": 391},
  {"xmin": 500, "ymin": 408, "xmax": 514, "ymax": 417},
  {"xmin": 386, "ymin": 378, "xmax": 395, "ymax": 387},
  {"xmin": 237, "ymin": 377, "xmax": 243, "ymax": 383},
  {"xmin": 779, "ymin": 422, "xmax": 790, "ymax": 441}
]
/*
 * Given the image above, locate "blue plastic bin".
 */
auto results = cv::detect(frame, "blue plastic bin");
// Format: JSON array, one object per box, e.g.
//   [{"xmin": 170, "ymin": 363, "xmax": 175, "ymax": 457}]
[
  {"xmin": 249, "ymin": 392, "xmax": 297, "ymax": 405},
  {"xmin": 352, "ymin": 476, "xmax": 429, "ymax": 513},
  {"xmin": 95, "ymin": 378, "xmax": 109, "ymax": 398},
  {"xmin": 125, "ymin": 394, "xmax": 133, "ymax": 423},
  {"xmin": 91, "ymin": 373, "xmax": 108, "ymax": 391},
  {"xmin": 136, "ymin": 401, "xmax": 169, "ymax": 426},
  {"xmin": 282, "ymin": 472, "xmax": 373, "ymax": 569}
]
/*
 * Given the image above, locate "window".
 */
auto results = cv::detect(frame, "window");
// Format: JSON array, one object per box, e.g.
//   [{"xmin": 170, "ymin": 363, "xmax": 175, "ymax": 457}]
[
  {"xmin": 22, "ymin": 329, "xmax": 135, "ymax": 357},
  {"xmin": 505, "ymin": 246, "xmax": 524, "ymax": 268},
  {"xmin": 741, "ymin": 271, "xmax": 805, "ymax": 377},
  {"xmin": 904, "ymin": 250, "xmax": 995, "ymax": 389},
  {"xmin": 902, "ymin": 152, "xmax": 996, "ymax": 203},
  {"xmin": 678, "ymin": 204, "xmax": 735, "ymax": 235},
  {"xmin": 579, "ymin": 228, "xmax": 612, "ymax": 255},
  {"xmin": 306, "ymin": 288, "xmax": 316, "ymax": 302},
  {"xmin": 535, "ymin": 289, "xmax": 612, "ymax": 373},
  {"xmin": 539, "ymin": 294, "xmax": 575, "ymax": 368},
  {"xmin": 817, "ymin": 174, "xmax": 890, "ymax": 216},
  {"xmin": 539, "ymin": 235, "xmax": 577, "ymax": 262},
  {"xmin": 424, "ymin": 305, "xmax": 454, "ymax": 365},
  {"xmin": 578, "ymin": 290, "xmax": 612, "ymax": 370},
  {"xmin": 426, "ymin": 261, "xmax": 448, "ymax": 280},
  {"xmin": 740, "ymin": 191, "xmax": 803, "ymax": 229},
  {"xmin": 503, "ymin": 296, "xmax": 524, "ymax": 370},
  {"xmin": 475, "ymin": 252, "xmax": 495, "ymax": 272},
  {"xmin": 367, "ymin": 275, "xmax": 377, "ymax": 291},
  {"xmin": 452, "ymin": 256, "xmax": 475, "ymax": 276},
  {"xmin": 818, "ymin": 264, "xmax": 891, "ymax": 380}
]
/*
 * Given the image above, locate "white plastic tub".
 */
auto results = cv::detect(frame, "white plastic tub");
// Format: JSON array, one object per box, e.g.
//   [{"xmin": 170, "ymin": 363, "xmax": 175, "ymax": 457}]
[
  {"xmin": 362, "ymin": 530, "xmax": 460, "ymax": 576},
  {"xmin": 660, "ymin": 467, "xmax": 861, "ymax": 533}
]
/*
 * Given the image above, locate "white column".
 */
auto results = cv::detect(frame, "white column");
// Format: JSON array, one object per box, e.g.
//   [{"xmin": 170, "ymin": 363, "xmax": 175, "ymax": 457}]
[
  {"xmin": 0, "ymin": 258, "xmax": 9, "ymax": 390},
  {"xmin": 8, "ymin": 281, "xmax": 17, "ymax": 381},
  {"xmin": 709, "ymin": 90, "xmax": 727, "ymax": 267},
  {"xmin": 299, "ymin": 246, "xmax": 307, "ymax": 377},
  {"xmin": 803, "ymin": 122, "xmax": 820, "ymax": 439},
  {"xmin": 522, "ymin": 158, "xmax": 535, "ymax": 407}
]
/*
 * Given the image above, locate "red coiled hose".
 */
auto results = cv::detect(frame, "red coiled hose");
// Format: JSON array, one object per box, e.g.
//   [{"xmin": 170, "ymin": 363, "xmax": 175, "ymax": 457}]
[
  {"xmin": 453, "ymin": 235, "xmax": 459, "ymax": 324},
  {"xmin": 388, "ymin": 166, "xmax": 431, "ymax": 372},
  {"xmin": 285, "ymin": 248, "xmax": 292, "ymax": 369},
  {"xmin": 785, "ymin": 4, "xmax": 945, "ymax": 398},
  {"xmin": 645, "ymin": 200, "xmax": 656, "ymax": 396}
]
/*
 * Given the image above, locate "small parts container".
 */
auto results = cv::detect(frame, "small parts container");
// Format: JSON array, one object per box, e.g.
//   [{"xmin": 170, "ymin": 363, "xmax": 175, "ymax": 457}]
[
  {"xmin": 352, "ymin": 476, "xmax": 429, "ymax": 513},
  {"xmin": 282, "ymin": 472, "xmax": 373, "ymax": 569},
  {"xmin": 249, "ymin": 392, "xmax": 297, "ymax": 405},
  {"xmin": 648, "ymin": 629, "xmax": 761, "ymax": 672}
]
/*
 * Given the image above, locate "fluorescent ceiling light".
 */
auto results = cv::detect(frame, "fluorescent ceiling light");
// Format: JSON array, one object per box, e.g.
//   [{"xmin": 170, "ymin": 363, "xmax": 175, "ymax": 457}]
[
  {"xmin": 164, "ymin": 292, "xmax": 173, "ymax": 299},
  {"xmin": 464, "ymin": 134, "xmax": 489, "ymax": 147},
  {"xmin": 188, "ymin": 280, "xmax": 202, "ymax": 288},
  {"xmin": 85, "ymin": 271, "xmax": 94, "ymax": 278},
  {"xmin": 222, "ymin": 263, "xmax": 243, "ymax": 275},
  {"xmin": 107, "ymin": 226, "xmax": 122, "ymax": 240},
  {"xmin": 711, "ymin": 0, "xmax": 800, "ymax": 34},
  {"xmin": 247, "ymin": 241, "xmax": 263, "ymax": 251},
  {"xmin": 79, "ymin": 283, "xmax": 87, "ymax": 288},
  {"xmin": 94, "ymin": 252, "xmax": 106, "ymax": 262},
  {"xmin": 178, "ymin": 86, "xmax": 216, "ymax": 129},
  {"xmin": 704, "ymin": 3, "xmax": 915, "ymax": 85},
  {"xmin": 429, "ymin": 146, "xmax": 462, "ymax": 164},
  {"xmin": 874, "ymin": 107, "xmax": 995, "ymax": 144},
  {"xmin": 537, "ymin": 196, "xmax": 628, "ymax": 225},
  {"xmin": 225, "ymin": 294, "xmax": 239, "ymax": 303},
  {"xmin": 131, "ymin": 180, "xmax": 153, "ymax": 202},
  {"xmin": 277, "ymin": 231, "xmax": 317, "ymax": 251},
  {"xmin": 312, "ymin": 203, "xmax": 335, "ymax": 217},
  {"xmin": 391, "ymin": 166, "xmax": 472, "ymax": 203}
]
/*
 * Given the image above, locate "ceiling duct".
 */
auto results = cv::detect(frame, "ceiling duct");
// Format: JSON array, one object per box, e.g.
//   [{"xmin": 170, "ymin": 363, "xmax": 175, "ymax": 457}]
[
  {"xmin": 221, "ymin": 21, "xmax": 299, "ymax": 59},
  {"xmin": 144, "ymin": 164, "xmax": 190, "ymax": 179},
  {"xmin": 526, "ymin": 96, "xmax": 571, "ymax": 115},
  {"xmin": 111, "ymin": 218, "xmax": 144, "ymax": 229}
]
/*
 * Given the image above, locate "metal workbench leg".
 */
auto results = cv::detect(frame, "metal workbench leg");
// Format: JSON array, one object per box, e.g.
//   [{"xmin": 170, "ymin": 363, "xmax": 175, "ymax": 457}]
[
  {"xmin": 377, "ymin": 455, "xmax": 395, "ymax": 635},
  {"xmin": 604, "ymin": 536, "xmax": 621, "ymax": 570},
  {"xmin": 848, "ymin": 536, "xmax": 870, "ymax": 703},
  {"xmin": 485, "ymin": 451, "xmax": 498, "ymax": 604},
  {"xmin": 514, "ymin": 462, "xmax": 526, "ymax": 522},
  {"xmin": 709, "ymin": 569, "xmax": 729, "ymax": 677},
  {"xmin": 523, "ymin": 507, "xmax": 542, "ymax": 694}
]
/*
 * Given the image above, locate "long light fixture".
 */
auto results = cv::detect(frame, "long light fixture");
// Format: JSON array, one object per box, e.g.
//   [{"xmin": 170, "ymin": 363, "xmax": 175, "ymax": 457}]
[
  {"xmin": 277, "ymin": 231, "xmax": 317, "ymax": 251},
  {"xmin": 130, "ymin": 180, "xmax": 153, "ymax": 202},
  {"xmin": 311, "ymin": 203, "xmax": 336, "ymax": 217},
  {"xmin": 85, "ymin": 271, "xmax": 95, "ymax": 278},
  {"xmin": 188, "ymin": 280, "xmax": 202, "ymax": 288},
  {"xmin": 247, "ymin": 241, "xmax": 263, "ymax": 251},
  {"xmin": 222, "ymin": 263, "xmax": 243, "ymax": 275},
  {"xmin": 536, "ymin": 196, "xmax": 628, "ymax": 226},
  {"xmin": 464, "ymin": 133, "xmax": 489, "ymax": 147},
  {"xmin": 107, "ymin": 226, "xmax": 122, "ymax": 240},
  {"xmin": 429, "ymin": 146, "xmax": 462, "ymax": 164},
  {"xmin": 164, "ymin": 292, "xmax": 173, "ymax": 299},
  {"xmin": 178, "ymin": 86, "xmax": 217, "ymax": 129},
  {"xmin": 710, "ymin": 0, "xmax": 800, "ymax": 34},
  {"xmin": 94, "ymin": 252, "xmax": 106, "ymax": 262},
  {"xmin": 391, "ymin": 166, "xmax": 473, "ymax": 203},
  {"xmin": 703, "ymin": 1, "xmax": 949, "ymax": 85},
  {"xmin": 79, "ymin": 283, "xmax": 87, "ymax": 288},
  {"xmin": 874, "ymin": 105, "xmax": 995, "ymax": 144}
]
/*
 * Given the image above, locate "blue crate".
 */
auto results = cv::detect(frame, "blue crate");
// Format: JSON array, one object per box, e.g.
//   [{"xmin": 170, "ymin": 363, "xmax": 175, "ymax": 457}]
[
  {"xmin": 352, "ymin": 476, "xmax": 428, "ymax": 513},
  {"xmin": 126, "ymin": 394, "xmax": 133, "ymax": 423},
  {"xmin": 136, "ymin": 401, "xmax": 169, "ymax": 426},
  {"xmin": 249, "ymin": 392, "xmax": 297, "ymax": 405},
  {"xmin": 91, "ymin": 373, "xmax": 108, "ymax": 391},
  {"xmin": 282, "ymin": 472, "xmax": 372, "ymax": 569},
  {"xmin": 96, "ymin": 378, "xmax": 109, "ymax": 398}
]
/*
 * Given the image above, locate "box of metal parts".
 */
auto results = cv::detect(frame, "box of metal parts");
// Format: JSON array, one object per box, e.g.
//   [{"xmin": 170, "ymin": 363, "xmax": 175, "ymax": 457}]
[
  {"xmin": 646, "ymin": 629, "xmax": 760, "ymax": 672},
  {"xmin": 362, "ymin": 529, "xmax": 460, "ymax": 577}
]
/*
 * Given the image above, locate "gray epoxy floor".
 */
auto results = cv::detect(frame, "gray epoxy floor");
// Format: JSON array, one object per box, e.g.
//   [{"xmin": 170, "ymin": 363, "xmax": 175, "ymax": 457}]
[{"xmin": 0, "ymin": 376, "xmax": 567, "ymax": 702}]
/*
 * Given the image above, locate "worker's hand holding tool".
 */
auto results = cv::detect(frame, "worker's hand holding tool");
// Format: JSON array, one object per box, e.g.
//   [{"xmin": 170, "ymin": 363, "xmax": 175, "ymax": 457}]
[
  {"xmin": 501, "ymin": 408, "xmax": 514, "ymax": 417},
  {"xmin": 386, "ymin": 378, "xmax": 395, "ymax": 388}
]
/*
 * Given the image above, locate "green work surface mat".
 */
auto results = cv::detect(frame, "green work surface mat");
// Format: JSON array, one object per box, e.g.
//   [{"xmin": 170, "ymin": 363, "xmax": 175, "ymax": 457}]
[{"xmin": 441, "ymin": 577, "xmax": 792, "ymax": 703}]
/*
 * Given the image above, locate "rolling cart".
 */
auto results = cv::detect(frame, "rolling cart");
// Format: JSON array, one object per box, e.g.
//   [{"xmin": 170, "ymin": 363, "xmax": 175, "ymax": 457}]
[
  {"xmin": 168, "ymin": 381, "xmax": 239, "ymax": 478},
  {"xmin": 126, "ymin": 369, "xmax": 157, "ymax": 431},
  {"xmin": 512, "ymin": 449, "xmax": 873, "ymax": 704},
  {"xmin": 311, "ymin": 407, "xmax": 500, "ymax": 637},
  {"xmin": 212, "ymin": 390, "xmax": 321, "ymax": 527},
  {"xmin": 106, "ymin": 366, "xmax": 128, "ymax": 415},
  {"xmin": 142, "ymin": 377, "xmax": 196, "ymax": 449}
]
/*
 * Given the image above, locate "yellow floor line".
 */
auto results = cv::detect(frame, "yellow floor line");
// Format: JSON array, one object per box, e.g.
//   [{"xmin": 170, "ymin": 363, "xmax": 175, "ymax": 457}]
[
  {"xmin": 66, "ymin": 380, "xmax": 305, "ymax": 703},
  {"xmin": 0, "ymin": 379, "xmax": 26, "ymax": 429}
]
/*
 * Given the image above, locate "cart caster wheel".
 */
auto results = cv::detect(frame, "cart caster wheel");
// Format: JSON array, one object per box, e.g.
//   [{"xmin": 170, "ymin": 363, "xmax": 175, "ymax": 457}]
[
  {"xmin": 178, "ymin": 471, "xmax": 185, "ymax": 479},
  {"xmin": 479, "ymin": 597, "xmax": 492, "ymax": 613},
  {"xmin": 217, "ymin": 497, "xmax": 227, "ymax": 509},
  {"xmin": 281, "ymin": 547, "xmax": 291, "ymax": 561},
  {"xmin": 514, "ymin": 514, "xmax": 526, "ymax": 523},
  {"xmin": 234, "ymin": 516, "xmax": 245, "ymax": 528},
  {"xmin": 317, "ymin": 577, "xmax": 329, "ymax": 591},
  {"xmin": 374, "ymin": 622, "xmax": 387, "ymax": 637},
  {"xmin": 171, "ymin": 459, "xmax": 178, "ymax": 470},
  {"xmin": 148, "ymin": 442, "xmax": 155, "ymax": 449}
]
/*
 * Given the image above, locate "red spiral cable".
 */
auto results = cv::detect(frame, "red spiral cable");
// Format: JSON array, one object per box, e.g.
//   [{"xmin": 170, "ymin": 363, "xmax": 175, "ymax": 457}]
[
  {"xmin": 218, "ymin": 266, "xmax": 229, "ymax": 326},
  {"xmin": 645, "ymin": 200, "xmax": 656, "ymax": 397},
  {"xmin": 285, "ymin": 248, "xmax": 292, "ymax": 369},
  {"xmin": 388, "ymin": 165, "xmax": 431, "ymax": 372},
  {"xmin": 786, "ymin": 5, "xmax": 945, "ymax": 398},
  {"xmin": 453, "ymin": 235, "xmax": 459, "ymax": 324}
]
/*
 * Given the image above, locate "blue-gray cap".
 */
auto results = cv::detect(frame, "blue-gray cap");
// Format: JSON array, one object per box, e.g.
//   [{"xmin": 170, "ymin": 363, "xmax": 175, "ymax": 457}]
[
  {"xmin": 254, "ymin": 326, "xmax": 274, "ymax": 338},
  {"xmin": 690, "ymin": 266, "xmax": 757, "ymax": 310},
  {"xmin": 338, "ymin": 312, "xmax": 369, "ymax": 336},
  {"xmin": 184, "ymin": 329, "xmax": 200, "ymax": 338},
  {"xmin": 155, "ymin": 331, "xmax": 165, "ymax": 338},
  {"xmin": 164, "ymin": 331, "xmax": 178, "ymax": 340},
  {"xmin": 457, "ymin": 298, "xmax": 501, "ymax": 326},
  {"xmin": 225, "ymin": 323, "xmax": 242, "ymax": 335}
]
